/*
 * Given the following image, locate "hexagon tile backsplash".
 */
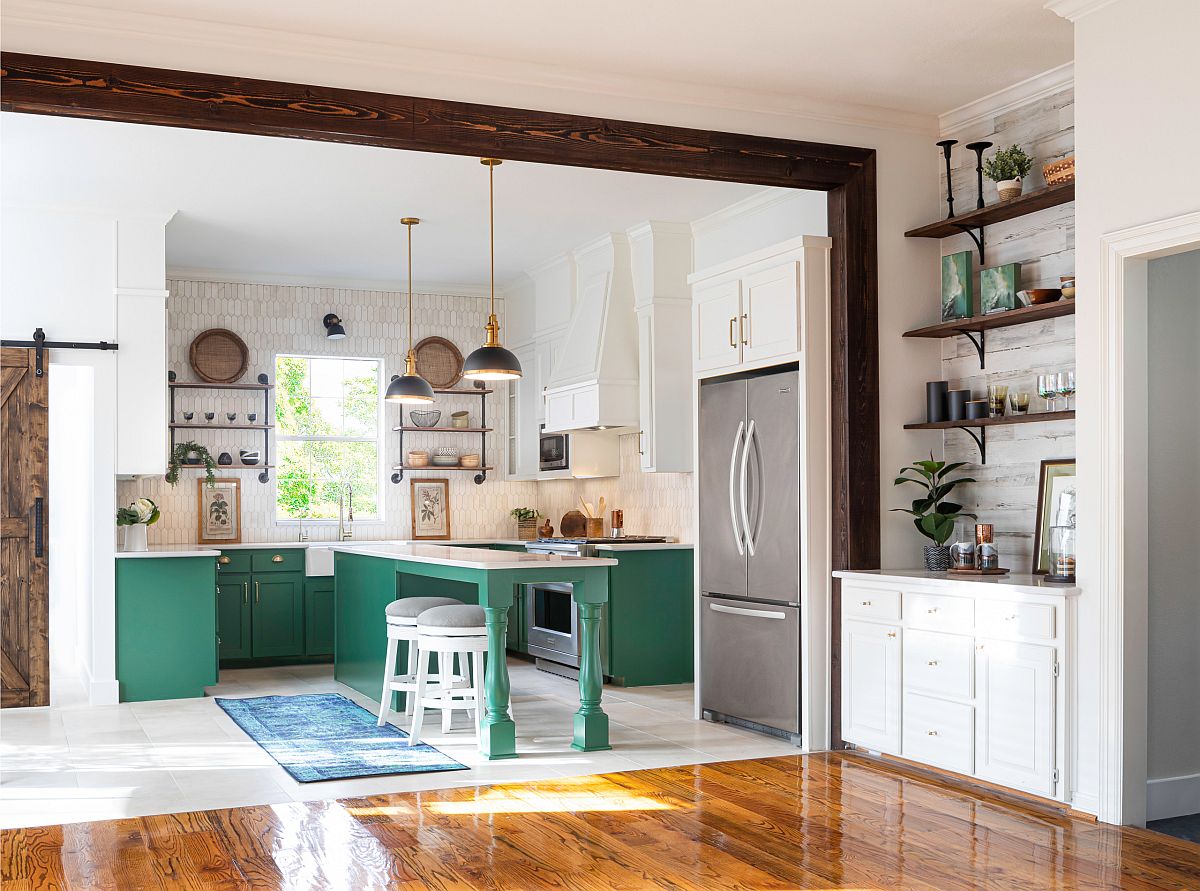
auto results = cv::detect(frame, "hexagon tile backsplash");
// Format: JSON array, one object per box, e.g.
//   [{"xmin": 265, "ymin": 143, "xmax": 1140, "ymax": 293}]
[{"xmin": 117, "ymin": 278, "xmax": 694, "ymax": 546}]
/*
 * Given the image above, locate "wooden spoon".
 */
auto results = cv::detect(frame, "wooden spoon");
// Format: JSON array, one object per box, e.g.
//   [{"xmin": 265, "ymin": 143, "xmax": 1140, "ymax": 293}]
[
  {"xmin": 579, "ymin": 496, "xmax": 592, "ymax": 518},
  {"xmin": 598, "ymin": 496, "xmax": 606, "ymax": 518}
]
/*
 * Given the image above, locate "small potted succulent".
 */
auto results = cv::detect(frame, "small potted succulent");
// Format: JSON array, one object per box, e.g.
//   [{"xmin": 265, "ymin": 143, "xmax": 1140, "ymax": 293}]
[
  {"xmin": 983, "ymin": 144, "xmax": 1034, "ymax": 200},
  {"xmin": 116, "ymin": 497, "xmax": 160, "ymax": 552},
  {"xmin": 891, "ymin": 456, "xmax": 976, "ymax": 571},
  {"xmin": 510, "ymin": 507, "xmax": 542, "ymax": 541}
]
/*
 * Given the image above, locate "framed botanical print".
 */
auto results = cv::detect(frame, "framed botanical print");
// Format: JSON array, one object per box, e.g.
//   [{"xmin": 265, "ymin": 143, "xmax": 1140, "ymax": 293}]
[
  {"xmin": 1032, "ymin": 459, "xmax": 1076, "ymax": 574},
  {"xmin": 410, "ymin": 478, "xmax": 451, "ymax": 540},
  {"xmin": 198, "ymin": 478, "xmax": 242, "ymax": 544}
]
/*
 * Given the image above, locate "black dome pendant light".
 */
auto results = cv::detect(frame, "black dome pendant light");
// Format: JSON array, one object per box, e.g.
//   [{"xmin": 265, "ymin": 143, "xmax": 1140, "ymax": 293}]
[
  {"xmin": 463, "ymin": 158, "xmax": 523, "ymax": 381},
  {"xmin": 385, "ymin": 217, "xmax": 436, "ymax": 404}
]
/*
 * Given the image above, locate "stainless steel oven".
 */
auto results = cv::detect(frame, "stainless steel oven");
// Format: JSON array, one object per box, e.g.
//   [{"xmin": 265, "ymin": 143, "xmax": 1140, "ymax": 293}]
[
  {"xmin": 525, "ymin": 581, "xmax": 580, "ymax": 665},
  {"xmin": 539, "ymin": 428, "xmax": 569, "ymax": 473}
]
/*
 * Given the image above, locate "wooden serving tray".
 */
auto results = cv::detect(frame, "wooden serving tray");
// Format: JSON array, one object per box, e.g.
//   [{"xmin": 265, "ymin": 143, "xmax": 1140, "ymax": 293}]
[{"xmin": 946, "ymin": 567, "xmax": 1010, "ymax": 576}]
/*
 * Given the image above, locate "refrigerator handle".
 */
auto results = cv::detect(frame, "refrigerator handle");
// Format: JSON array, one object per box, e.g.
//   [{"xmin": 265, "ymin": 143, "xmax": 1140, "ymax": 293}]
[
  {"xmin": 709, "ymin": 602, "xmax": 786, "ymax": 620},
  {"xmin": 728, "ymin": 420, "xmax": 745, "ymax": 557},
  {"xmin": 740, "ymin": 419, "xmax": 756, "ymax": 556}
]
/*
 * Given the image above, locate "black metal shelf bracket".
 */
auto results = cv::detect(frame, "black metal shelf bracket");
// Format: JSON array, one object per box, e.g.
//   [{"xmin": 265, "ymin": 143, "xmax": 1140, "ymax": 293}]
[
  {"xmin": 959, "ymin": 426, "xmax": 987, "ymax": 464},
  {"xmin": 954, "ymin": 223, "xmax": 986, "ymax": 265},
  {"xmin": 954, "ymin": 328, "xmax": 987, "ymax": 369},
  {"xmin": 1, "ymin": 328, "xmax": 119, "ymax": 377}
]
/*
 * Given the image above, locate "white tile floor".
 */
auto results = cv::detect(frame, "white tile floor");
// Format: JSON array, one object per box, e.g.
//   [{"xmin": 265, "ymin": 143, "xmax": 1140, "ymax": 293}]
[{"xmin": 0, "ymin": 660, "xmax": 800, "ymax": 829}]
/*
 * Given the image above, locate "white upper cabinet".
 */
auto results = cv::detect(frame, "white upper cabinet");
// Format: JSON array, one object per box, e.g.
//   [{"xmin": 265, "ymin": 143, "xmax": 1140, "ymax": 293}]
[
  {"xmin": 689, "ymin": 235, "xmax": 831, "ymax": 378},
  {"xmin": 628, "ymin": 221, "xmax": 693, "ymax": 472}
]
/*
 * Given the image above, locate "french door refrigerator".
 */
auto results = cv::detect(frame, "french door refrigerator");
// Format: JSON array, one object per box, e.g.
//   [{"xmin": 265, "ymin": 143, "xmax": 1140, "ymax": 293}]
[{"xmin": 699, "ymin": 367, "xmax": 802, "ymax": 740}]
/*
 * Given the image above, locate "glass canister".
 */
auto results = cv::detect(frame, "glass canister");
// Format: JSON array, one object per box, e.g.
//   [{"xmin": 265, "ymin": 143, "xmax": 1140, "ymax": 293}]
[
  {"xmin": 975, "ymin": 523, "xmax": 998, "ymax": 570},
  {"xmin": 1047, "ymin": 525, "xmax": 1077, "ymax": 582},
  {"xmin": 950, "ymin": 522, "xmax": 975, "ymax": 570}
]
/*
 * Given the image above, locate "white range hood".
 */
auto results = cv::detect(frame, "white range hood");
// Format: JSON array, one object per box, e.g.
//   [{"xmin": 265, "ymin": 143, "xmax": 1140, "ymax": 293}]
[{"xmin": 542, "ymin": 232, "xmax": 640, "ymax": 432}]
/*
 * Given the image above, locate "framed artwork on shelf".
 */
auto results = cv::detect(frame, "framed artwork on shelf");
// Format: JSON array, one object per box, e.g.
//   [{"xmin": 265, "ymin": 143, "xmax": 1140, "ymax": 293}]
[
  {"xmin": 941, "ymin": 250, "xmax": 973, "ymax": 321},
  {"xmin": 197, "ymin": 478, "xmax": 242, "ymax": 545},
  {"xmin": 410, "ymin": 478, "xmax": 451, "ymax": 540},
  {"xmin": 1032, "ymin": 458, "xmax": 1076, "ymax": 574},
  {"xmin": 981, "ymin": 262, "xmax": 1021, "ymax": 314}
]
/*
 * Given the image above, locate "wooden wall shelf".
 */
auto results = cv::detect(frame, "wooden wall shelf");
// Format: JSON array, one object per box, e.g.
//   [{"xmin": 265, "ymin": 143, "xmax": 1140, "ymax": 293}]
[
  {"xmin": 391, "ymin": 382, "xmax": 493, "ymax": 485},
  {"xmin": 904, "ymin": 182, "xmax": 1075, "ymax": 239},
  {"xmin": 905, "ymin": 410, "xmax": 1074, "ymax": 463},
  {"xmin": 903, "ymin": 300, "xmax": 1075, "ymax": 340}
]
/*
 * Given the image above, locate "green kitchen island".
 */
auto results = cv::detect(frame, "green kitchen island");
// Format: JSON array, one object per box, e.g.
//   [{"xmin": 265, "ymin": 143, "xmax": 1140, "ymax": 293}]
[{"xmin": 331, "ymin": 543, "xmax": 618, "ymax": 760}]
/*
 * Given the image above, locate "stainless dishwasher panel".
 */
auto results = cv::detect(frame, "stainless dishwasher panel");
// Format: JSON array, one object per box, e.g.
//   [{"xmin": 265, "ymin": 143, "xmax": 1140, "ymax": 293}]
[{"xmin": 700, "ymin": 594, "xmax": 800, "ymax": 736}]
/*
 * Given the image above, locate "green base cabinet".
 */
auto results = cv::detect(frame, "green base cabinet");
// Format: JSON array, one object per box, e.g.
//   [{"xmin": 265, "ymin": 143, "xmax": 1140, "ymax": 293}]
[
  {"xmin": 305, "ymin": 577, "xmax": 335, "ymax": 656},
  {"xmin": 251, "ymin": 571, "xmax": 305, "ymax": 658},
  {"xmin": 606, "ymin": 549, "xmax": 694, "ymax": 686},
  {"xmin": 116, "ymin": 556, "xmax": 218, "ymax": 702},
  {"xmin": 216, "ymin": 573, "xmax": 252, "ymax": 660}
]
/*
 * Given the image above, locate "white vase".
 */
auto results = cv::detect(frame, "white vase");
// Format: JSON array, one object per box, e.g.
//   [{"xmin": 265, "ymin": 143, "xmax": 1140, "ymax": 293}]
[
  {"xmin": 996, "ymin": 178, "xmax": 1023, "ymax": 200},
  {"xmin": 123, "ymin": 523, "xmax": 148, "ymax": 552}
]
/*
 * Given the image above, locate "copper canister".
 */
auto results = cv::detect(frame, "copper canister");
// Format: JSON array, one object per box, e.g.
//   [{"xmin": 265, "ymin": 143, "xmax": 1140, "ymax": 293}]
[{"xmin": 975, "ymin": 524, "xmax": 998, "ymax": 570}]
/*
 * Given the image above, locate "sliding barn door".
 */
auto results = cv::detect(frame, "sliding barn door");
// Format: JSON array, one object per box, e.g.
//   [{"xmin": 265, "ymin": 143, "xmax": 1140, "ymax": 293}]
[{"xmin": 1, "ymin": 348, "xmax": 49, "ymax": 707}]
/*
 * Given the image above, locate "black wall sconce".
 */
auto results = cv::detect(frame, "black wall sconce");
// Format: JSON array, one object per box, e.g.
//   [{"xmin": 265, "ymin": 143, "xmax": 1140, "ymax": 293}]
[{"xmin": 323, "ymin": 313, "xmax": 346, "ymax": 340}]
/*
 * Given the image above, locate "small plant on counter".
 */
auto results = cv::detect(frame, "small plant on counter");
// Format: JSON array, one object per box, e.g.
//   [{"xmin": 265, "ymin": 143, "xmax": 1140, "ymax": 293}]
[
  {"xmin": 166, "ymin": 441, "xmax": 217, "ymax": 486},
  {"xmin": 510, "ymin": 507, "xmax": 542, "ymax": 541},
  {"xmin": 891, "ymin": 455, "xmax": 976, "ymax": 571},
  {"xmin": 116, "ymin": 497, "xmax": 160, "ymax": 553},
  {"xmin": 983, "ymin": 144, "xmax": 1034, "ymax": 199}
]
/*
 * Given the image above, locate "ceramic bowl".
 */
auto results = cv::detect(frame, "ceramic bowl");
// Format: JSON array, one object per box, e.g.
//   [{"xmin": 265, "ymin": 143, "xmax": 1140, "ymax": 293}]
[
  {"xmin": 1019, "ymin": 288, "xmax": 1062, "ymax": 305},
  {"xmin": 409, "ymin": 410, "xmax": 441, "ymax": 428},
  {"xmin": 460, "ymin": 454, "xmax": 481, "ymax": 468},
  {"xmin": 407, "ymin": 451, "xmax": 430, "ymax": 467},
  {"xmin": 431, "ymin": 455, "xmax": 460, "ymax": 467},
  {"xmin": 238, "ymin": 449, "xmax": 261, "ymax": 466},
  {"xmin": 450, "ymin": 410, "xmax": 470, "ymax": 429}
]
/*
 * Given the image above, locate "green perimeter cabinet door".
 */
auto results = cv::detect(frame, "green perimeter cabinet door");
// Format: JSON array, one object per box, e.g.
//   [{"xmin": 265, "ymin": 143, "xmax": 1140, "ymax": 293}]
[
  {"xmin": 305, "ymin": 577, "xmax": 335, "ymax": 656},
  {"xmin": 216, "ymin": 573, "xmax": 252, "ymax": 660},
  {"xmin": 116, "ymin": 556, "xmax": 218, "ymax": 702},
  {"xmin": 606, "ymin": 549, "xmax": 694, "ymax": 686},
  {"xmin": 251, "ymin": 571, "xmax": 305, "ymax": 658}
]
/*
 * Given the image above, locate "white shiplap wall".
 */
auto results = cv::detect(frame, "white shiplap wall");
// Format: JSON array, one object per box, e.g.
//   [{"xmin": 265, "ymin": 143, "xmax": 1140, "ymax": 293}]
[{"xmin": 937, "ymin": 86, "xmax": 1076, "ymax": 568}]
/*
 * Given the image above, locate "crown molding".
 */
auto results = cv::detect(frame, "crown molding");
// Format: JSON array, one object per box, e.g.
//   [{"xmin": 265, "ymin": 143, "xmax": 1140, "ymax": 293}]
[
  {"xmin": 1, "ymin": 0, "xmax": 935, "ymax": 135},
  {"xmin": 689, "ymin": 188, "xmax": 799, "ymax": 237},
  {"xmin": 938, "ymin": 61, "xmax": 1074, "ymax": 135},
  {"xmin": 626, "ymin": 220, "xmax": 693, "ymax": 242},
  {"xmin": 165, "ymin": 266, "xmax": 492, "ymax": 298},
  {"xmin": 1044, "ymin": 0, "xmax": 1122, "ymax": 22}
]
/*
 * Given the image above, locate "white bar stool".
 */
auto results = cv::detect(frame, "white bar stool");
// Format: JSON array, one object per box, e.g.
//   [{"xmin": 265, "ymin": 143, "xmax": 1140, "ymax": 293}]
[
  {"xmin": 408, "ymin": 604, "xmax": 491, "ymax": 747},
  {"xmin": 376, "ymin": 596, "xmax": 463, "ymax": 727}
]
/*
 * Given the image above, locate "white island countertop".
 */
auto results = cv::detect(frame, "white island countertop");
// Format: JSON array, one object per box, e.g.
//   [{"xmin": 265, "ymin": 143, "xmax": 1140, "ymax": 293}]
[
  {"xmin": 330, "ymin": 542, "xmax": 618, "ymax": 570},
  {"xmin": 834, "ymin": 569, "xmax": 1080, "ymax": 597},
  {"xmin": 114, "ymin": 538, "xmax": 527, "ymax": 558}
]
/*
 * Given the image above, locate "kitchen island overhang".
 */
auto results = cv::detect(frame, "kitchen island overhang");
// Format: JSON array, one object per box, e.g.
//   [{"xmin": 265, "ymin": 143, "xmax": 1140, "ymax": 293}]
[{"xmin": 330, "ymin": 543, "xmax": 618, "ymax": 760}]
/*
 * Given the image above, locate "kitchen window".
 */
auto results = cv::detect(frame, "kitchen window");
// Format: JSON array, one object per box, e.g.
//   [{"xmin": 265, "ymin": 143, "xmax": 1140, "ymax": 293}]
[{"xmin": 274, "ymin": 355, "xmax": 383, "ymax": 522}]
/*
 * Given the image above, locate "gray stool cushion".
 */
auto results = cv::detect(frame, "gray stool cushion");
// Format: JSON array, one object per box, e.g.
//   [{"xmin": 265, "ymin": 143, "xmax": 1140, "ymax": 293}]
[
  {"xmin": 385, "ymin": 596, "xmax": 460, "ymax": 620},
  {"xmin": 417, "ymin": 603, "xmax": 487, "ymax": 629}
]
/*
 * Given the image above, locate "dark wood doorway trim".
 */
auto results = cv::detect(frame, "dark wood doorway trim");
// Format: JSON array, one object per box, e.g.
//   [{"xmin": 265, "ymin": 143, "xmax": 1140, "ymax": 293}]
[{"xmin": 0, "ymin": 53, "xmax": 879, "ymax": 744}]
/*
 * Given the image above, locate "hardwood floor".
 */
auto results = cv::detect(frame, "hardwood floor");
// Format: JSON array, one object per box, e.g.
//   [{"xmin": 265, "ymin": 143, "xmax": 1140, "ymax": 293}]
[{"xmin": 3, "ymin": 753, "xmax": 1198, "ymax": 890}]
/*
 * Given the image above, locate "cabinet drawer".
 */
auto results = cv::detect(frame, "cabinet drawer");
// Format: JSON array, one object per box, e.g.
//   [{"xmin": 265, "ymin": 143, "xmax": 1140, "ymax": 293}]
[
  {"xmin": 216, "ymin": 550, "xmax": 252, "ymax": 574},
  {"xmin": 902, "ymin": 692, "xmax": 974, "ymax": 775},
  {"xmin": 976, "ymin": 600, "xmax": 1055, "ymax": 641},
  {"xmin": 251, "ymin": 549, "xmax": 305, "ymax": 573},
  {"xmin": 842, "ymin": 586, "xmax": 901, "ymax": 622},
  {"xmin": 903, "ymin": 629, "xmax": 973, "ymax": 700},
  {"xmin": 905, "ymin": 591, "xmax": 973, "ymax": 632}
]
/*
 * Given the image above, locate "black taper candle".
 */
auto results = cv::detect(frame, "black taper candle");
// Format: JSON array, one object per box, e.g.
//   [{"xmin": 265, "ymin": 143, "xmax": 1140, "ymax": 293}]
[
  {"xmin": 936, "ymin": 139, "xmax": 958, "ymax": 218},
  {"xmin": 966, "ymin": 141, "xmax": 993, "ymax": 209}
]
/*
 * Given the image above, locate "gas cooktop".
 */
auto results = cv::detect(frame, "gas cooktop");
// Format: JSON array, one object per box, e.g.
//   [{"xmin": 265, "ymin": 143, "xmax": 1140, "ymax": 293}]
[{"xmin": 533, "ymin": 536, "xmax": 668, "ymax": 544}]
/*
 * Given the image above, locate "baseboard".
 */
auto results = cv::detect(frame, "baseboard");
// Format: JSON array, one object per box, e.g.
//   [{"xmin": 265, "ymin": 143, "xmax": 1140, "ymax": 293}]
[
  {"xmin": 1147, "ymin": 772, "xmax": 1200, "ymax": 821},
  {"xmin": 80, "ymin": 661, "xmax": 120, "ymax": 706},
  {"xmin": 1070, "ymin": 790, "xmax": 1101, "ymax": 817}
]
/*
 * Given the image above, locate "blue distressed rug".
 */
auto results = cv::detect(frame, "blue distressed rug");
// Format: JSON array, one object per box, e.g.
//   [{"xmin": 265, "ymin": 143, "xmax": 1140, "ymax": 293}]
[{"xmin": 215, "ymin": 693, "xmax": 469, "ymax": 783}]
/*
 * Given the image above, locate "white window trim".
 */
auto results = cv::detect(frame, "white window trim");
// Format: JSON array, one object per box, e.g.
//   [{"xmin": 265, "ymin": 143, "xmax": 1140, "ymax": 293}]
[{"xmin": 272, "ymin": 353, "xmax": 386, "ymax": 524}]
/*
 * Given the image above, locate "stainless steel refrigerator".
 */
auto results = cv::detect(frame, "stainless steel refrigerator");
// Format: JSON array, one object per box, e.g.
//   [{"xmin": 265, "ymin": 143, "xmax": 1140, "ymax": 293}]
[{"xmin": 699, "ymin": 367, "xmax": 801, "ymax": 740}]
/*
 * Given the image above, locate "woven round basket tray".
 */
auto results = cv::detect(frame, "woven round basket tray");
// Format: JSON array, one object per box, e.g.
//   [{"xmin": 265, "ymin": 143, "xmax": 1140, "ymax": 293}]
[
  {"xmin": 188, "ymin": 328, "xmax": 249, "ymax": 383},
  {"xmin": 413, "ymin": 336, "xmax": 464, "ymax": 389}
]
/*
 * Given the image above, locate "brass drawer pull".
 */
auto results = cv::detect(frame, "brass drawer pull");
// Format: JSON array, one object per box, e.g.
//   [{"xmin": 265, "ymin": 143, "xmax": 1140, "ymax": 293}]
[
  {"xmin": 927, "ymin": 660, "xmax": 939, "ymax": 667},
  {"xmin": 728, "ymin": 317, "xmax": 737, "ymax": 348},
  {"xmin": 243, "ymin": 582, "xmax": 248, "ymax": 606},
  {"xmin": 927, "ymin": 607, "xmax": 938, "ymax": 614},
  {"xmin": 927, "ymin": 730, "xmax": 939, "ymax": 737},
  {"xmin": 860, "ymin": 600, "xmax": 872, "ymax": 607},
  {"xmin": 218, "ymin": 555, "xmax": 231, "ymax": 565},
  {"xmin": 740, "ymin": 313, "xmax": 749, "ymax": 346},
  {"xmin": 272, "ymin": 554, "xmax": 284, "ymax": 563},
  {"xmin": 255, "ymin": 581, "xmax": 260, "ymax": 603},
  {"xmin": 886, "ymin": 631, "xmax": 897, "ymax": 639}
]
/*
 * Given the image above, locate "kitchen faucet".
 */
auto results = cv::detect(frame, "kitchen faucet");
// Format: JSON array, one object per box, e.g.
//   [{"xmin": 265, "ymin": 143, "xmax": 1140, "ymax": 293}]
[{"xmin": 338, "ymin": 484, "xmax": 354, "ymax": 541}]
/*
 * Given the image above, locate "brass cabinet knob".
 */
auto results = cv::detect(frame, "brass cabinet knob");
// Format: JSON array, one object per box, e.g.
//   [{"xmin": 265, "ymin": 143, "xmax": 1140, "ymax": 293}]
[
  {"xmin": 927, "ymin": 660, "xmax": 939, "ymax": 667},
  {"xmin": 927, "ymin": 730, "xmax": 939, "ymax": 737},
  {"xmin": 886, "ymin": 631, "xmax": 897, "ymax": 639},
  {"xmin": 861, "ymin": 600, "xmax": 871, "ymax": 607},
  {"xmin": 272, "ymin": 554, "xmax": 284, "ymax": 563},
  {"xmin": 218, "ymin": 555, "xmax": 231, "ymax": 565}
]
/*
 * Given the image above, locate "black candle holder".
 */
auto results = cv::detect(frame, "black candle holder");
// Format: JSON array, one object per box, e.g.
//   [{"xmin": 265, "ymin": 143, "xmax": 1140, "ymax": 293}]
[
  {"xmin": 966, "ymin": 141, "xmax": 993, "ymax": 209},
  {"xmin": 936, "ymin": 139, "xmax": 958, "ymax": 218}
]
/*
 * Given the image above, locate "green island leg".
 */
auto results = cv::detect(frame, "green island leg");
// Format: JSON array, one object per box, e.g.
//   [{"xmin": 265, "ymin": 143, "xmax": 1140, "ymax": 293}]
[
  {"xmin": 479, "ymin": 576, "xmax": 518, "ymax": 760},
  {"xmin": 572, "ymin": 569, "xmax": 611, "ymax": 752}
]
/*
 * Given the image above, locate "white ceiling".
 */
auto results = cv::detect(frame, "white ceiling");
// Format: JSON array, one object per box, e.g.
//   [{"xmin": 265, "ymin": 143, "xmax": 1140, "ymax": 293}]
[
  {"xmin": 1, "ymin": 113, "xmax": 766, "ymax": 287},
  {"xmin": 1, "ymin": 0, "xmax": 1072, "ymax": 118}
]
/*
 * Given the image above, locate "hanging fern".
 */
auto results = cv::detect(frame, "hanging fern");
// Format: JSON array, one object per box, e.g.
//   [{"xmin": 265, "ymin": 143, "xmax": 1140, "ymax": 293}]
[{"xmin": 166, "ymin": 441, "xmax": 217, "ymax": 487}]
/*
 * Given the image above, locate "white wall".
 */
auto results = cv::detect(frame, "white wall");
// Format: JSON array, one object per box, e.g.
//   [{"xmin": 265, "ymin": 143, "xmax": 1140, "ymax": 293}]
[
  {"xmin": 691, "ymin": 189, "xmax": 828, "ymax": 271},
  {"xmin": 1145, "ymin": 249, "xmax": 1200, "ymax": 819},
  {"xmin": 1060, "ymin": 0, "xmax": 1200, "ymax": 819}
]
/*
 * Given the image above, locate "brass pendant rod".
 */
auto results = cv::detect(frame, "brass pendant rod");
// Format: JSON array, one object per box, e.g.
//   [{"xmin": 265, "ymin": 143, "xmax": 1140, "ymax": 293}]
[{"xmin": 488, "ymin": 159, "xmax": 495, "ymax": 315}]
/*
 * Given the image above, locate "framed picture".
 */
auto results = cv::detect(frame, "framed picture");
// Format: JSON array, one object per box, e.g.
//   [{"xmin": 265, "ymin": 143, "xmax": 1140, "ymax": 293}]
[
  {"xmin": 1032, "ymin": 459, "xmax": 1076, "ymax": 574},
  {"xmin": 410, "ymin": 478, "xmax": 451, "ymax": 540},
  {"xmin": 197, "ymin": 478, "xmax": 242, "ymax": 544},
  {"xmin": 981, "ymin": 262, "xmax": 1021, "ymax": 314},
  {"xmin": 941, "ymin": 250, "xmax": 973, "ymax": 321}
]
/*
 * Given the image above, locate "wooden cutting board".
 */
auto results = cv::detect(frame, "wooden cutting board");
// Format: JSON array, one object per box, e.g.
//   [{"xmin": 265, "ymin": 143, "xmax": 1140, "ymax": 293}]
[{"xmin": 560, "ymin": 510, "xmax": 587, "ymax": 538}]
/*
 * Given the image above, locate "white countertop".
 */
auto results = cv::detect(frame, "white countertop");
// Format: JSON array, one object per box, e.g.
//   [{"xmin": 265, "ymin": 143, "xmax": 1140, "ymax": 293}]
[
  {"xmin": 834, "ymin": 569, "xmax": 1080, "ymax": 597},
  {"xmin": 330, "ymin": 542, "xmax": 618, "ymax": 570},
  {"xmin": 116, "ymin": 546, "xmax": 221, "ymax": 559},
  {"xmin": 114, "ymin": 538, "xmax": 527, "ymax": 558}
]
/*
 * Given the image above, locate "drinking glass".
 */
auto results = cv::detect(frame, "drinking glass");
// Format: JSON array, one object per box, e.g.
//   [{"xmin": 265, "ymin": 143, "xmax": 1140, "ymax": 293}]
[
  {"xmin": 987, "ymin": 384, "xmax": 1008, "ymax": 417},
  {"xmin": 1037, "ymin": 374, "xmax": 1056, "ymax": 412},
  {"xmin": 1009, "ymin": 392, "xmax": 1029, "ymax": 414},
  {"xmin": 1057, "ymin": 370, "xmax": 1076, "ymax": 411}
]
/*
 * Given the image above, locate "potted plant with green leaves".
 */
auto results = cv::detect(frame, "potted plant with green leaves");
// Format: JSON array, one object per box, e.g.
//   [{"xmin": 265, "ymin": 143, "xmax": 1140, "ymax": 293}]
[
  {"xmin": 510, "ymin": 507, "xmax": 542, "ymax": 541},
  {"xmin": 983, "ymin": 144, "xmax": 1034, "ymax": 200},
  {"xmin": 891, "ymin": 455, "xmax": 976, "ymax": 571},
  {"xmin": 116, "ymin": 497, "xmax": 160, "ymax": 552},
  {"xmin": 166, "ymin": 441, "xmax": 217, "ymax": 486}
]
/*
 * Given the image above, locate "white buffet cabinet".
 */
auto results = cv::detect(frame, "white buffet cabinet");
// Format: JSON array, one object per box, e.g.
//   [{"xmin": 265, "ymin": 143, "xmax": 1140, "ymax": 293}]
[{"xmin": 834, "ymin": 570, "xmax": 1079, "ymax": 803}]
